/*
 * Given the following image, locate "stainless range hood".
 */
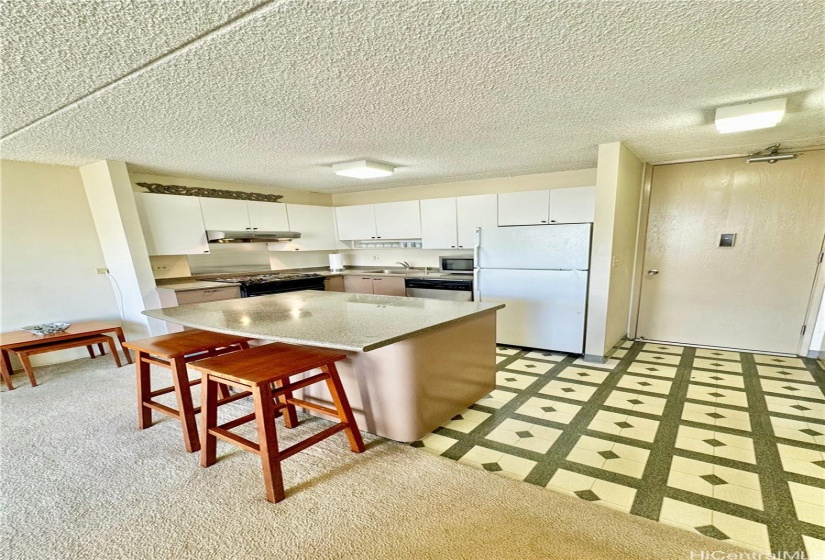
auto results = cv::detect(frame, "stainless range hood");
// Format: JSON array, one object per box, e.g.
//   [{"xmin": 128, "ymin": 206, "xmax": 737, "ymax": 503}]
[{"xmin": 206, "ymin": 230, "xmax": 301, "ymax": 243}]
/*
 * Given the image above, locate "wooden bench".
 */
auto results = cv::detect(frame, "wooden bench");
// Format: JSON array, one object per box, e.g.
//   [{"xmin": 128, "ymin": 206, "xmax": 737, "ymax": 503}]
[
  {"xmin": 1, "ymin": 321, "xmax": 132, "ymax": 390},
  {"xmin": 13, "ymin": 334, "xmax": 122, "ymax": 387}
]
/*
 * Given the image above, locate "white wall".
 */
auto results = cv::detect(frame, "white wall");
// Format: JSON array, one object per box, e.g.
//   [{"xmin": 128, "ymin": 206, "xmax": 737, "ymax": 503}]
[
  {"xmin": 332, "ymin": 168, "xmax": 597, "ymax": 206},
  {"xmin": 0, "ymin": 160, "xmax": 121, "ymax": 367},
  {"xmin": 585, "ymin": 143, "xmax": 644, "ymax": 360}
]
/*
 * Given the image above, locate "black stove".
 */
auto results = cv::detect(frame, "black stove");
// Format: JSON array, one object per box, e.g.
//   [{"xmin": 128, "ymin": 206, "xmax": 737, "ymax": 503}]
[{"xmin": 211, "ymin": 273, "xmax": 326, "ymax": 297}]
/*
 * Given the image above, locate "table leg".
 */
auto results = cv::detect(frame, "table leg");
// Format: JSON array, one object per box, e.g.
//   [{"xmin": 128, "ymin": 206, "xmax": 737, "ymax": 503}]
[
  {"xmin": 104, "ymin": 336, "xmax": 123, "ymax": 368},
  {"xmin": 171, "ymin": 356, "xmax": 200, "ymax": 453},
  {"xmin": 0, "ymin": 350, "xmax": 14, "ymax": 390},
  {"xmin": 17, "ymin": 352, "xmax": 39, "ymax": 387},
  {"xmin": 87, "ymin": 345, "xmax": 97, "ymax": 359},
  {"xmin": 115, "ymin": 327, "xmax": 133, "ymax": 365}
]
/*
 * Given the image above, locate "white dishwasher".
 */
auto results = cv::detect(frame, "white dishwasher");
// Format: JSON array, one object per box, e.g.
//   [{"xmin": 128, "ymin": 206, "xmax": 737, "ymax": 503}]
[{"xmin": 404, "ymin": 277, "xmax": 473, "ymax": 301}]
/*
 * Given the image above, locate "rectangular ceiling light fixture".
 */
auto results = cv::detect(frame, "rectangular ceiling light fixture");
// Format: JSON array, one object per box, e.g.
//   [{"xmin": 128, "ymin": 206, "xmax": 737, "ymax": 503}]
[
  {"xmin": 714, "ymin": 98, "xmax": 786, "ymax": 134},
  {"xmin": 332, "ymin": 159, "xmax": 394, "ymax": 179}
]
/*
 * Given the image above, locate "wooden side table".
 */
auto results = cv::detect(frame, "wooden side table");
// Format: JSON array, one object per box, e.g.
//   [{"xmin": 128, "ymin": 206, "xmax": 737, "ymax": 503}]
[{"xmin": 0, "ymin": 321, "xmax": 132, "ymax": 390}]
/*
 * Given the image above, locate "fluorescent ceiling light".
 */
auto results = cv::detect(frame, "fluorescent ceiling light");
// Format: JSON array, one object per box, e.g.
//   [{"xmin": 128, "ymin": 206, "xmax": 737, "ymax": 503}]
[
  {"xmin": 714, "ymin": 98, "xmax": 786, "ymax": 134},
  {"xmin": 332, "ymin": 160, "xmax": 394, "ymax": 179}
]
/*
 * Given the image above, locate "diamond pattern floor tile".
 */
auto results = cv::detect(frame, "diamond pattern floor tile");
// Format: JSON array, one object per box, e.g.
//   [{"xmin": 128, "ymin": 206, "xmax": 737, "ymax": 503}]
[
  {"xmin": 411, "ymin": 341, "xmax": 825, "ymax": 557},
  {"xmin": 642, "ymin": 343, "xmax": 684, "ymax": 355},
  {"xmin": 675, "ymin": 425, "xmax": 756, "ymax": 464},
  {"xmin": 627, "ymin": 362, "xmax": 679, "ymax": 379},
  {"xmin": 546, "ymin": 469, "xmax": 637, "ymax": 512},
  {"xmin": 692, "ymin": 358, "xmax": 744, "ymax": 373},
  {"xmin": 695, "ymin": 348, "xmax": 741, "ymax": 361}
]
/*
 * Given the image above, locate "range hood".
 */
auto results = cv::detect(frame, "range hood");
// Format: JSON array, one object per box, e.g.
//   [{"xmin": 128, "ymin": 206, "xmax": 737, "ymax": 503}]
[{"xmin": 206, "ymin": 230, "xmax": 301, "ymax": 243}]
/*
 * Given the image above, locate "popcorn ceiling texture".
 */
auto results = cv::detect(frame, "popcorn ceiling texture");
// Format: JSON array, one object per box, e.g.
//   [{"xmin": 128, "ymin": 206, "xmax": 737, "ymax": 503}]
[{"xmin": 1, "ymin": 0, "xmax": 823, "ymax": 193}]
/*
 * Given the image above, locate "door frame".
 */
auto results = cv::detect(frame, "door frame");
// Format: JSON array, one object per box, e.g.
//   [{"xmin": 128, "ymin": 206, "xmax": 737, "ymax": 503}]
[{"xmin": 627, "ymin": 147, "xmax": 825, "ymax": 356}]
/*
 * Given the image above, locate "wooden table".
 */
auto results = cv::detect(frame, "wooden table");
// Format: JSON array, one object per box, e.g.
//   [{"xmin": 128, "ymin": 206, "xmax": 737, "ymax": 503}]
[{"xmin": 0, "ymin": 321, "xmax": 132, "ymax": 390}]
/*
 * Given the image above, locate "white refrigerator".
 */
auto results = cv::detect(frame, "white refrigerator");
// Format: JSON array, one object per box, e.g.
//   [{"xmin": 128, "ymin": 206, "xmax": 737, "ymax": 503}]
[{"xmin": 474, "ymin": 224, "xmax": 591, "ymax": 353}]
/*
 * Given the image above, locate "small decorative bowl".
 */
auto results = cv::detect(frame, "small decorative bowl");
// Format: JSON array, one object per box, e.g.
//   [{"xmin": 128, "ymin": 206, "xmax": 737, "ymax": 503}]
[{"xmin": 22, "ymin": 322, "xmax": 71, "ymax": 335}]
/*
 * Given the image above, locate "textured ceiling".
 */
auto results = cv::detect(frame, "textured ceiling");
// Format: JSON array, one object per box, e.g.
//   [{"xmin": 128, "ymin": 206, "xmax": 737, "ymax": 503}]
[{"xmin": 1, "ymin": 0, "xmax": 823, "ymax": 193}]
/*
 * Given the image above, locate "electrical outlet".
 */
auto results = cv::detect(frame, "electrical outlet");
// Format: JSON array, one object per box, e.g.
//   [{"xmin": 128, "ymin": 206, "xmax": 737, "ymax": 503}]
[
  {"xmin": 153, "ymin": 265, "xmax": 169, "ymax": 271},
  {"xmin": 96, "ymin": 267, "xmax": 109, "ymax": 274},
  {"xmin": 373, "ymin": 256, "xmax": 380, "ymax": 261}
]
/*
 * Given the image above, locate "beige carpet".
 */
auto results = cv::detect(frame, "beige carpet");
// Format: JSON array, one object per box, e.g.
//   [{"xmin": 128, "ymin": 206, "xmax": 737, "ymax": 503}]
[{"xmin": 0, "ymin": 357, "xmax": 754, "ymax": 560}]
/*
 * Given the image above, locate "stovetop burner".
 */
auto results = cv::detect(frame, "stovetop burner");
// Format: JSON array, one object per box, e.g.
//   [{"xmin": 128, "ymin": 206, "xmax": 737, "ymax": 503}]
[{"xmin": 212, "ymin": 272, "xmax": 323, "ymax": 285}]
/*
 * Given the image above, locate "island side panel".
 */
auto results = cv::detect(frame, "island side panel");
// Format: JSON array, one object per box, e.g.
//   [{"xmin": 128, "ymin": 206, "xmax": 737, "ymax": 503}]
[{"xmin": 300, "ymin": 312, "xmax": 497, "ymax": 442}]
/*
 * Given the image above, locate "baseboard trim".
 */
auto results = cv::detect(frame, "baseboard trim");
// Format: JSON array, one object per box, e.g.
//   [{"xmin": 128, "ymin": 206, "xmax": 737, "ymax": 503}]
[
  {"xmin": 806, "ymin": 350, "xmax": 825, "ymax": 359},
  {"xmin": 583, "ymin": 353, "xmax": 607, "ymax": 364}
]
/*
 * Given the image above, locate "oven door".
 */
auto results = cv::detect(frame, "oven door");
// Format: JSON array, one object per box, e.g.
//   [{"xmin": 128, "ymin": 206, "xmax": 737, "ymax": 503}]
[{"xmin": 243, "ymin": 278, "xmax": 326, "ymax": 297}]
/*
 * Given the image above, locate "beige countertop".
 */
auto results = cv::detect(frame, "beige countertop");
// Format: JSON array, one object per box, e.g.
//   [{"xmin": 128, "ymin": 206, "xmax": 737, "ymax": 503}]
[{"xmin": 143, "ymin": 290, "xmax": 501, "ymax": 352}]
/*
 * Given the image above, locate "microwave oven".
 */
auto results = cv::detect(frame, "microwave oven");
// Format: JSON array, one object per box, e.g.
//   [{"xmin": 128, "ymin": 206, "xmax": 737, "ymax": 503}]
[{"xmin": 439, "ymin": 255, "xmax": 474, "ymax": 273}]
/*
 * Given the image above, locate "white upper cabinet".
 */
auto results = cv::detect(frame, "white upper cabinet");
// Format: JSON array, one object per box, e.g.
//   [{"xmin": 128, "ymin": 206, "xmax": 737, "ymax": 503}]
[
  {"xmin": 134, "ymin": 193, "xmax": 209, "ymax": 255},
  {"xmin": 498, "ymin": 190, "xmax": 551, "ymax": 226},
  {"xmin": 200, "ymin": 198, "xmax": 289, "ymax": 231},
  {"xmin": 421, "ymin": 194, "xmax": 497, "ymax": 249},
  {"xmin": 246, "ymin": 201, "xmax": 290, "ymax": 230},
  {"xmin": 421, "ymin": 198, "xmax": 458, "ymax": 249},
  {"xmin": 548, "ymin": 186, "xmax": 596, "ymax": 223},
  {"xmin": 374, "ymin": 201, "xmax": 421, "ymax": 239},
  {"xmin": 335, "ymin": 205, "xmax": 377, "ymax": 240},
  {"xmin": 281, "ymin": 204, "xmax": 339, "ymax": 251},
  {"xmin": 498, "ymin": 187, "xmax": 596, "ymax": 226},
  {"xmin": 456, "ymin": 194, "xmax": 498, "ymax": 248},
  {"xmin": 335, "ymin": 201, "xmax": 421, "ymax": 240}
]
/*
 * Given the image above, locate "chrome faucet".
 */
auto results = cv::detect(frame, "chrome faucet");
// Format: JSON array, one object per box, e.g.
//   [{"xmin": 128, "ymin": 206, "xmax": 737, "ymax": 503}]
[{"xmin": 395, "ymin": 261, "xmax": 412, "ymax": 269}]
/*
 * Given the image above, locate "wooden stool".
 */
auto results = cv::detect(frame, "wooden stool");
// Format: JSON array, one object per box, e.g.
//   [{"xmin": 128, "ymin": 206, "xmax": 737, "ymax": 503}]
[
  {"xmin": 13, "ymin": 333, "xmax": 122, "ymax": 387},
  {"xmin": 123, "ymin": 330, "xmax": 252, "ymax": 452},
  {"xmin": 189, "ymin": 342, "xmax": 365, "ymax": 503}
]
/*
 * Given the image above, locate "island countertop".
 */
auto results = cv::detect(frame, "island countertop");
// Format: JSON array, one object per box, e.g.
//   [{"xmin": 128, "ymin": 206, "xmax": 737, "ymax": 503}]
[{"xmin": 143, "ymin": 291, "xmax": 504, "ymax": 352}]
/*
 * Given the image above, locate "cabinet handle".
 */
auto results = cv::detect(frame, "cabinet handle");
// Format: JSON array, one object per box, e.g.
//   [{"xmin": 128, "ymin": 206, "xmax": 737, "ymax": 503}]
[
  {"xmin": 252, "ymin": 227, "xmax": 258, "ymax": 230},
  {"xmin": 541, "ymin": 220, "xmax": 547, "ymax": 223},
  {"xmin": 245, "ymin": 227, "xmax": 251, "ymax": 230},
  {"xmin": 550, "ymin": 220, "xmax": 556, "ymax": 223},
  {"xmin": 458, "ymin": 245, "xmax": 463, "ymax": 248},
  {"xmin": 451, "ymin": 245, "xmax": 456, "ymax": 248}
]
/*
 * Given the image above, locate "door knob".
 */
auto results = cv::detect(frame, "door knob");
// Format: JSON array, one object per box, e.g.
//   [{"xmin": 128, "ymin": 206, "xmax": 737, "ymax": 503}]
[{"xmin": 647, "ymin": 269, "xmax": 659, "ymax": 276}]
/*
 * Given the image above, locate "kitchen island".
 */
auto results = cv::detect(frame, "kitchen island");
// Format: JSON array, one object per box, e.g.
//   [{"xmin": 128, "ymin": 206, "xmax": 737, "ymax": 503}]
[{"xmin": 143, "ymin": 291, "xmax": 503, "ymax": 442}]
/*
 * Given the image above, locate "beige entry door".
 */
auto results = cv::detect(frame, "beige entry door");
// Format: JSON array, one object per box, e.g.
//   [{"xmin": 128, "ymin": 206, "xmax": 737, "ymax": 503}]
[{"xmin": 637, "ymin": 150, "xmax": 825, "ymax": 354}]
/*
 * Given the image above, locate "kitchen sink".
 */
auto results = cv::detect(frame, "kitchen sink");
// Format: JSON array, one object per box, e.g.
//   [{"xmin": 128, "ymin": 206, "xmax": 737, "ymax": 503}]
[{"xmin": 365, "ymin": 269, "xmax": 410, "ymax": 274}]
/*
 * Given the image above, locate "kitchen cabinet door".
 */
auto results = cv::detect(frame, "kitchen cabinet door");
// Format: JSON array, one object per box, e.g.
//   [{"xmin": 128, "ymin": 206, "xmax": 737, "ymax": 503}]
[
  {"xmin": 199, "ymin": 198, "xmax": 250, "ymax": 230},
  {"xmin": 420, "ymin": 198, "xmax": 458, "ymax": 249},
  {"xmin": 548, "ymin": 186, "xmax": 596, "ymax": 223},
  {"xmin": 325, "ymin": 275, "xmax": 345, "ymax": 292},
  {"xmin": 456, "ymin": 194, "xmax": 497, "ymax": 248},
  {"xmin": 247, "ymin": 201, "xmax": 290, "ymax": 230},
  {"xmin": 497, "ymin": 190, "xmax": 550, "ymax": 226},
  {"xmin": 284, "ymin": 204, "xmax": 339, "ymax": 250},
  {"xmin": 135, "ymin": 193, "xmax": 209, "ymax": 255},
  {"xmin": 371, "ymin": 276, "xmax": 406, "ymax": 296},
  {"xmin": 343, "ymin": 275, "xmax": 375, "ymax": 294},
  {"xmin": 335, "ymin": 205, "xmax": 377, "ymax": 240},
  {"xmin": 374, "ymin": 201, "xmax": 421, "ymax": 239}
]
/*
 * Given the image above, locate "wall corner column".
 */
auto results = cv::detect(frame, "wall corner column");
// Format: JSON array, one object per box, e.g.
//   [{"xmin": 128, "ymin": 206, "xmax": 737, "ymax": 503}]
[{"xmin": 80, "ymin": 160, "xmax": 165, "ymax": 338}]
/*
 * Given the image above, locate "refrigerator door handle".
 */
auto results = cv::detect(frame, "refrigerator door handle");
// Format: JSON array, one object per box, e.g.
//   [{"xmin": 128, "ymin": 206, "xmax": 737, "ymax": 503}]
[{"xmin": 473, "ymin": 227, "xmax": 481, "ymax": 301}]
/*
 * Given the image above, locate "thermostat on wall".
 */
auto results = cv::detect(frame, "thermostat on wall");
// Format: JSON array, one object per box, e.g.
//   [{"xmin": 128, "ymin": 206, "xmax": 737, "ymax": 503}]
[{"xmin": 719, "ymin": 233, "xmax": 736, "ymax": 247}]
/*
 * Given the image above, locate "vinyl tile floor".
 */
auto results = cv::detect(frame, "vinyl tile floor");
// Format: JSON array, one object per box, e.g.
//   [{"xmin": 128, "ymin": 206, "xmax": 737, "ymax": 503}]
[{"xmin": 411, "ymin": 341, "xmax": 825, "ymax": 558}]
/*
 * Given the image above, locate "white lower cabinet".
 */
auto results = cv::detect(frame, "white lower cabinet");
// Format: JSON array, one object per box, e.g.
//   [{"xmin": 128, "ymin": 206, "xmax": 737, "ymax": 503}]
[{"xmin": 134, "ymin": 193, "xmax": 210, "ymax": 255}]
